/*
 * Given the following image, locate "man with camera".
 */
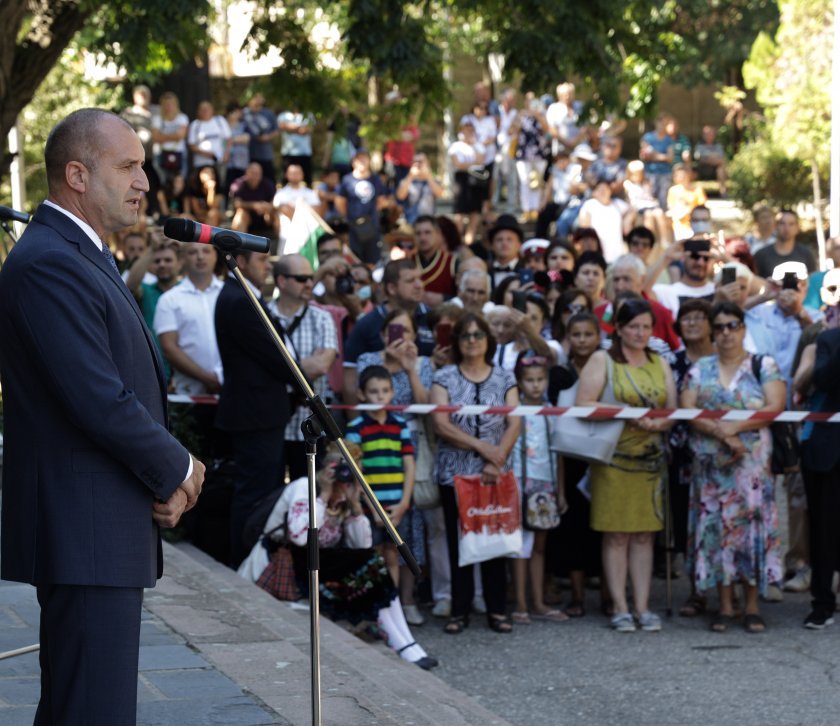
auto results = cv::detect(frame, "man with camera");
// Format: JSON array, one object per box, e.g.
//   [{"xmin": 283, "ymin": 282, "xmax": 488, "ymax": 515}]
[{"xmin": 270, "ymin": 254, "xmax": 338, "ymax": 480}]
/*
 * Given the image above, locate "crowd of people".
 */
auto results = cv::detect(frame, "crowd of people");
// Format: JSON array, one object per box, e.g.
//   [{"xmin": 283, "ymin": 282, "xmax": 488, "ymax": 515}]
[{"xmin": 106, "ymin": 81, "xmax": 840, "ymax": 651}]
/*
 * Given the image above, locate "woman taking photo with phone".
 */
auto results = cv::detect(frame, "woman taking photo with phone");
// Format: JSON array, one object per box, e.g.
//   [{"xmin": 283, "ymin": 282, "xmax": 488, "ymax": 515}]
[{"xmin": 241, "ymin": 443, "xmax": 438, "ymax": 669}]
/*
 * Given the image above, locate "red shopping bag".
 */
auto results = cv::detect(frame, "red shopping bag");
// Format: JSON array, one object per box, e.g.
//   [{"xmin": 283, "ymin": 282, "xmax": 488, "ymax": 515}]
[{"xmin": 454, "ymin": 471, "xmax": 523, "ymax": 567}]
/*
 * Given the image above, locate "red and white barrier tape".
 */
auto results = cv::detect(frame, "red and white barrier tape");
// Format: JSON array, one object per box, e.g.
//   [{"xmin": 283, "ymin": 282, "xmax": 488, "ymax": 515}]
[{"xmin": 167, "ymin": 395, "xmax": 840, "ymax": 423}]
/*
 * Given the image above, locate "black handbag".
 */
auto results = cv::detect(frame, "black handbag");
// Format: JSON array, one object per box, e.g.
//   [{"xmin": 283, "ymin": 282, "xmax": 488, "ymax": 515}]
[{"xmin": 751, "ymin": 355, "xmax": 799, "ymax": 474}]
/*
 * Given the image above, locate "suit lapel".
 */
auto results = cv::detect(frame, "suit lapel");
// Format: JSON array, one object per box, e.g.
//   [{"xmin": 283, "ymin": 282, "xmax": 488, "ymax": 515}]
[{"xmin": 34, "ymin": 204, "xmax": 169, "ymax": 398}]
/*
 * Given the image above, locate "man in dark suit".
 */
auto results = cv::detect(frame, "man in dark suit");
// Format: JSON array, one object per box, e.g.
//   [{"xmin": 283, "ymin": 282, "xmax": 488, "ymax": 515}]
[
  {"xmin": 801, "ymin": 326, "xmax": 840, "ymax": 629},
  {"xmin": 214, "ymin": 250, "xmax": 294, "ymax": 566},
  {"xmin": 0, "ymin": 109, "xmax": 205, "ymax": 725}
]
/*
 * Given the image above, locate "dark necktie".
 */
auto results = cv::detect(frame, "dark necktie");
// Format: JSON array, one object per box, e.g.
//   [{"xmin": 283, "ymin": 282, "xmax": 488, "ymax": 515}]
[{"xmin": 100, "ymin": 242, "xmax": 120, "ymax": 275}]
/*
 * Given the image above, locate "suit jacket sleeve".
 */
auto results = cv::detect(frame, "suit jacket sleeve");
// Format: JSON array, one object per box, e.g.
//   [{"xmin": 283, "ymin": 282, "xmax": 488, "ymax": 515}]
[{"xmin": 13, "ymin": 249, "xmax": 190, "ymax": 500}]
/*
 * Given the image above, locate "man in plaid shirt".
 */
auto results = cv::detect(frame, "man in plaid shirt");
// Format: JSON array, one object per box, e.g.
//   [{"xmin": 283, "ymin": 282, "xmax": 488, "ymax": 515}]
[{"xmin": 270, "ymin": 254, "xmax": 339, "ymax": 479}]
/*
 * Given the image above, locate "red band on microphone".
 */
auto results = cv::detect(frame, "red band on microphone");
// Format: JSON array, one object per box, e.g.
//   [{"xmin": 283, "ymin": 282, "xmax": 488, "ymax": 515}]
[{"xmin": 197, "ymin": 223, "xmax": 212, "ymax": 245}]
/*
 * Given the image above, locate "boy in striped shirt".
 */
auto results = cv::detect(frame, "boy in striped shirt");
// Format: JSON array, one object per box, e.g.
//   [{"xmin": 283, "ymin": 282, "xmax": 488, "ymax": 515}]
[{"xmin": 345, "ymin": 365, "xmax": 415, "ymax": 582}]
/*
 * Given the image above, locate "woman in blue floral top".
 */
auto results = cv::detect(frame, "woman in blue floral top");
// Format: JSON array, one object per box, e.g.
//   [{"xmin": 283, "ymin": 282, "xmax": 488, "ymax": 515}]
[{"xmin": 680, "ymin": 302, "xmax": 786, "ymax": 633}]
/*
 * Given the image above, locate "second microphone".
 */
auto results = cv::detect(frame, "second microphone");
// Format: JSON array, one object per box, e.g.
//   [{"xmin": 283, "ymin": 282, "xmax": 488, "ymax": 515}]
[{"xmin": 163, "ymin": 218, "xmax": 270, "ymax": 254}]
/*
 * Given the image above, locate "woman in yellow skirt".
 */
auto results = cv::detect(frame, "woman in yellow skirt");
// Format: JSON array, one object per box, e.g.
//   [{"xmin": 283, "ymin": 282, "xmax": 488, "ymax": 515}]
[{"xmin": 576, "ymin": 298, "xmax": 677, "ymax": 632}]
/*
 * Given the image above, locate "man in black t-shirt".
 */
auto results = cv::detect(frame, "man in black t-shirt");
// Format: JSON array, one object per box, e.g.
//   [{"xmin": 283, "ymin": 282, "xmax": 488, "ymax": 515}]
[{"xmin": 754, "ymin": 209, "xmax": 816, "ymax": 279}]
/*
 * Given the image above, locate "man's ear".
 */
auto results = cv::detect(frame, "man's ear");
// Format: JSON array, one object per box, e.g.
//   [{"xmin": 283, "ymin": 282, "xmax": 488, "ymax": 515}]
[{"xmin": 65, "ymin": 161, "xmax": 88, "ymax": 194}]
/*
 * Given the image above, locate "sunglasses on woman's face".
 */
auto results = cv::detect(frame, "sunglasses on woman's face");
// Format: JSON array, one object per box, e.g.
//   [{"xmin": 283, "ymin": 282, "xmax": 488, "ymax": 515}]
[
  {"xmin": 565, "ymin": 303, "xmax": 587, "ymax": 313},
  {"xmin": 712, "ymin": 321, "xmax": 743, "ymax": 334},
  {"xmin": 460, "ymin": 330, "xmax": 487, "ymax": 341}
]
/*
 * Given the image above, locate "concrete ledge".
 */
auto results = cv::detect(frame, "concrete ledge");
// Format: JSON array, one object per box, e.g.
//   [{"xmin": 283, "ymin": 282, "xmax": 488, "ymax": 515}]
[{"xmin": 146, "ymin": 542, "xmax": 511, "ymax": 726}]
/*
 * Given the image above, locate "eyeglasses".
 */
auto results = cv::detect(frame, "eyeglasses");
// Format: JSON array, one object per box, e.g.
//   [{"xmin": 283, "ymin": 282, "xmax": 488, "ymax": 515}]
[
  {"xmin": 397, "ymin": 240, "xmax": 415, "ymax": 250},
  {"xmin": 712, "ymin": 321, "xmax": 743, "ymax": 334},
  {"xmin": 689, "ymin": 252, "xmax": 711, "ymax": 262},
  {"xmin": 459, "ymin": 331, "xmax": 488, "ymax": 341},
  {"xmin": 519, "ymin": 355, "xmax": 547, "ymax": 366},
  {"xmin": 279, "ymin": 273, "xmax": 314, "ymax": 283},
  {"xmin": 565, "ymin": 303, "xmax": 587, "ymax": 313},
  {"xmin": 680, "ymin": 314, "xmax": 708, "ymax": 325}
]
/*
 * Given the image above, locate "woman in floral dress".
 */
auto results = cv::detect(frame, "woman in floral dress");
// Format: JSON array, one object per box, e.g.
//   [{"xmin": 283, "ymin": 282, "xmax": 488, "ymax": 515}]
[{"xmin": 680, "ymin": 302, "xmax": 786, "ymax": 633}]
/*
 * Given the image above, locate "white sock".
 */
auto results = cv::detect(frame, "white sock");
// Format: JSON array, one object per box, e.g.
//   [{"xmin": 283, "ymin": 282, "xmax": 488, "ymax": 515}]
[{"xmin": 377, "ymin": 598, "xmax": 427, "ymax": 662}]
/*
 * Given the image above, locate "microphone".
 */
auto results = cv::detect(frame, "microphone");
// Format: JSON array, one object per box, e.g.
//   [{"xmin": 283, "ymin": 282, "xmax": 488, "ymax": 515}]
[
  {"xmin": 0, "ymin": 205, "xmax": 31, "ymax": 225},
  {"xmin": 163, "ymin": 218, "xmax": 270, "ymax": 254}
]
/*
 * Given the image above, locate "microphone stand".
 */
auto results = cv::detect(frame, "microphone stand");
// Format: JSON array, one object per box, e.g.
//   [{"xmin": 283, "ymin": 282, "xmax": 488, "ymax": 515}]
[
  {"xmin": 0, "ymin": 219, "xmax": 19, "ymax": 254},
  {"xmin": 217, "ymin": 245, "xmax": 420, "ymax": 726}
]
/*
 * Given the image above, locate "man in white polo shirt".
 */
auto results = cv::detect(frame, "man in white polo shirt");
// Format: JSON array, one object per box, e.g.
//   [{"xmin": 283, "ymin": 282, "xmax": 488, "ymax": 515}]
[{"xmin": 154, "ymin": 243, "xmax": 224, "ymax": 395}]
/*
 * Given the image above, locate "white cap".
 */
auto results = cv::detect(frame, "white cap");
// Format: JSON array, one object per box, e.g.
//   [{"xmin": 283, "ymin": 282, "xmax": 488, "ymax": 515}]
[
  {"xmin": 771, "ymin": 261, "xmax": 809, "ymax": 281},
  {"xmin": 571, "ymin": 144, "xmax": 597, "ymax": 161},
  {"xmin": 821, "ymin": 268, "xmax": 840, "ymax": 306},
  {"xmin": 520, "ymin": 238, "xmax": 551, "ymax": 257}
]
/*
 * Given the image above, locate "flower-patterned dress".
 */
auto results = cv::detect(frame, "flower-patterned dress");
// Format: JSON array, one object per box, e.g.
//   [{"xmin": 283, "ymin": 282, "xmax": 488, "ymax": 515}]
[{"xmin": 684, "ymin": 354, "xmax": 783, "ymax": 595}]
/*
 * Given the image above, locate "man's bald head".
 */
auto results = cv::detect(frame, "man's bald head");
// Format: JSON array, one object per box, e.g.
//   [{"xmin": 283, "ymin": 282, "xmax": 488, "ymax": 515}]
[
  {"xmin": 44, "ymin": 109, "xmax": 133, "ymax": 193},
  {"xmin": 273, "ymin": 253, "xmax": 311, "ymax": 278}
]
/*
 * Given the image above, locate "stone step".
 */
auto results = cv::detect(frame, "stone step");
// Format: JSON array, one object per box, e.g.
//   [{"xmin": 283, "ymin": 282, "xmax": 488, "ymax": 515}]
[{"xmin": 147, "ymin": 542, "xmax": 511, "ymax": 725}]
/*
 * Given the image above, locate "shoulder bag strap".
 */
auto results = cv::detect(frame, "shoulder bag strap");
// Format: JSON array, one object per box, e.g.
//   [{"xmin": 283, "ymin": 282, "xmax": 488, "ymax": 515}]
[
  {"xmin": 544, "ymin": 415, "xmax": 555, "ymax": 487},
  {"xmin": 751, "ymin": 353, "xmax": 763, "ymax": 384},
  {"xmin": 622, "ymin": 364, "xmax": 657, "ymax": 409}
]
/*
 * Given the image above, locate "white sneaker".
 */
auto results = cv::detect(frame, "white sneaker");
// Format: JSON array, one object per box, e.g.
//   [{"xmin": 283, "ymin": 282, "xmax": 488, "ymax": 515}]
[
  {"xmin": 762, "ymin": 585, "xmax": 784, "ymax": 603},
  {"xmin": 638, "ymin": 611, "xmax": 662, "ymax": 632},
  {"xmin": 783, "ymin": 567, "xmax": 812, "ymax": 593},
  {"xmin": 610, "ymin": 612, "xmax": 636, "ymax": 632},
  {"xmin": 431, "ymin": 599, "xmax": 451, "ymax": 618},
  {"xmin": 472, "ymin": 596, "xmax": 487, "ymax": 614},
  {"xmin": 403, "ymin": 604, "xmax": 425, "ymax": 626}
]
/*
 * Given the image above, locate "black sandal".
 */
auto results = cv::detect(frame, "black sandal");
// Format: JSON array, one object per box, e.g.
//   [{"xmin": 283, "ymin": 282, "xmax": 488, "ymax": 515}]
[
  {"xmin": 487, "ymin": 614, "xmax": 513, "ymax": 633},
  {"xmin": 710, "ymin": 612, "xmax": 735, "ymax": 633},
  {"xmin": 444, "ymin": 616, "xmax": 469, "ymax": 635},
  {"xmin": 744, "ymin": 613, "xmax": 766, "ymax": 633}
]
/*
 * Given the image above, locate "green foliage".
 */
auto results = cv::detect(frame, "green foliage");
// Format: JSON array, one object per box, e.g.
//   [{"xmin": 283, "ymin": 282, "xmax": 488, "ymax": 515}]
[
  {"xmin": 727, "ymin": 0, "xmax": 832, "ymax": 210},
  {"xmin": 743, "ymin": 0, "xmax": 832, "ymax": 162},
  {"xmin": 77, "ymin": 0, "xmax": 211, "ymax": 82},
  {"xmin": 727, "ymin": 134, "xmax": 812, "ymax": 210},
  {"xmin": 0, "ymin": 47, "xmax": 122, "ymax": 208}
]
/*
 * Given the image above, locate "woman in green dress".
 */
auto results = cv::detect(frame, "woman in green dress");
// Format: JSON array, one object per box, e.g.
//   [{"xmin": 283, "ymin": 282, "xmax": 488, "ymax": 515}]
[{"xmin": 575, "ymin": 298, "xmax": 677, "ymax": 632}]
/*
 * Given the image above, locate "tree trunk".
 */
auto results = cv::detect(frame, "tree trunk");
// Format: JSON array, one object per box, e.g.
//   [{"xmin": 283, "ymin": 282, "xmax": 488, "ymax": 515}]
[{"xmin": 0, "ymin": 0, "xmax": 90, "ymax": 183}]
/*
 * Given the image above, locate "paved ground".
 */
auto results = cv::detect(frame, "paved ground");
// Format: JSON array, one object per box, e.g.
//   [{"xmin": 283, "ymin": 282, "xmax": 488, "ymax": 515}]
[
  {"xmin": 0, "ymin": 542, "xmax": 507, "ymax": 726},
  {"xmin": 412, "ymin": 575, "xmax": 838, "ymax": 726},
  {"xmin": 0, "ymin": 579, "xmax": 277, "ymax": 726},
  {"xmin": 5, "ymin": 542, "xmax": 840, "ymax": 726}
]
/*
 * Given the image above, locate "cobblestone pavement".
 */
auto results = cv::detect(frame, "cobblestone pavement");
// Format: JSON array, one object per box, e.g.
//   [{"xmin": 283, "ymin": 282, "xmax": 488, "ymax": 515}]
[{"xmin": 0, "ymin": 579, "xmax": 277, "ymax": 726}]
